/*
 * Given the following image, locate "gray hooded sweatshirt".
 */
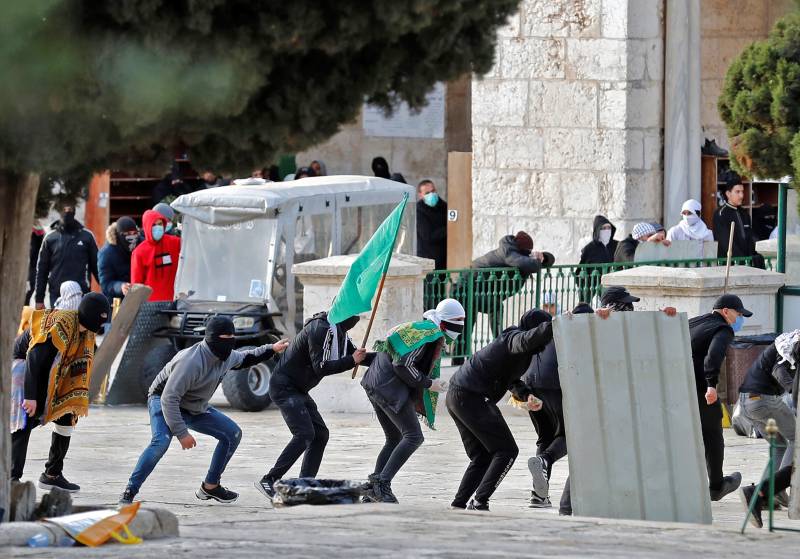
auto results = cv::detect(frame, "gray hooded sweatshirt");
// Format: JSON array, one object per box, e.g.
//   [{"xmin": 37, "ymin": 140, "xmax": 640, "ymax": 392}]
[{"xmin": 149, "ymin": 341, "xmax": 274, "ymax": 438}]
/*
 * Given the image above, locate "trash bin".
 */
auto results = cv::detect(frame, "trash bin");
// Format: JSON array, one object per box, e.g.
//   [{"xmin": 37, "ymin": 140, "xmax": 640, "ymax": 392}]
[
  {"xmin": 723, "ymin": 333, "xmax": 776, "ymax": 405},
  {"xmin": 272, "ymin": 478, "xmax": 365, "ymax": 507}
]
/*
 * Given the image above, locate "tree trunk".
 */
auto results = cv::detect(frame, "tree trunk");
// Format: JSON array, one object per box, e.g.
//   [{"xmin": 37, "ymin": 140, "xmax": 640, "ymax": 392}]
[{"xmin": 0, "ymin": 171, "xmax": 38, "ymax": 522}]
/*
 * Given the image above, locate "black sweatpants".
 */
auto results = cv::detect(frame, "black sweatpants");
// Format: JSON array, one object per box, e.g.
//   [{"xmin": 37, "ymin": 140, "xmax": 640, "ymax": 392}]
[
  {"xmin": 528, "ymin": 388, "xmax": 567, "ymax": 476},
  {"xmin": 11, "ymin": 413, "xmax": 75, "ymax": 480},
  {"xmin": 266, "ymin": 384, "xmax": 329, "ymax": 480},
  {"xmin": 698, "ymin": 397, "xmax": 725, "ymax": 490},
  {"xmin": 447, "ymin": 385, "xmax": 519, "ymax": 507}
]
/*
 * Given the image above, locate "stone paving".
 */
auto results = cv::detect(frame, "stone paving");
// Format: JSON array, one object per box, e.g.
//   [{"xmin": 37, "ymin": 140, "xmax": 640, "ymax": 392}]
[{"xmin": 5, "ymin": 392, "xmax": 800, "ymax": 557}]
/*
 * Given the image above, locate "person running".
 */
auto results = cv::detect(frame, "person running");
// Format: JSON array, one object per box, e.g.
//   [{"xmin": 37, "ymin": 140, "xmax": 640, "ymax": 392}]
[
  {"xmin": 511, "ymin": 302, "xmax": 595, "ymax": 509},
  {"xmin": 447, "ymin": 309, "xmax": 554, "ymax": 511},
  {"xmin": 689, "ymin": 294, "xmax": 750, "ymax": 501},
  {"xmin": 119, "ymin": 317, "xmax": 288, "ymax": 505},
  {"xmin": 255, "ymin": 312, "xmax": 374, "ymax": 501},
  {"xmin": 360, "ymin": 298, "xmax": 464, "ymax": 503},
  {"xmin": 11, "ymin": 293, "xmax": 110, "ymax": 492}
]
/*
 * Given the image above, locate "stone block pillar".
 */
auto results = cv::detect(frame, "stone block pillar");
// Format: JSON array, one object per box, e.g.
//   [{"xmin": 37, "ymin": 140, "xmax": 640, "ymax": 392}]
[
  {"xmin": 472, "ymin": 0, "xmax": 665, "ymax": 263},
  {"xmin": 292, "ymin": 253, "xmax": 434, "ymax": 412}
]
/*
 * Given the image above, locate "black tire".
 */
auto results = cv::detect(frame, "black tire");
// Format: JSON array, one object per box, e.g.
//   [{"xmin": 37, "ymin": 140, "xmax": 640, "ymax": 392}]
[
  {"xmin": 222, "ymin": 345, "xmax": 274, "ymax": 411},
  {"xmin": 140, "ymin": 344, "xmax": 178, "ymax": 400}
]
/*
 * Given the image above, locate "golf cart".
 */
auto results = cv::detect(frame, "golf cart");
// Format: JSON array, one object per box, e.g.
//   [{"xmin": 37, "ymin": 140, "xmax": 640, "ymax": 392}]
[{"xmin": 142, "ymin": 175, "xmax": 415, "ymax": 411}]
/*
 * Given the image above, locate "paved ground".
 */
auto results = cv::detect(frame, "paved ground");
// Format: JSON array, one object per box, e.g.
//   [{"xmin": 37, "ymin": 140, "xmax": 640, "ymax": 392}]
[{"xmin": 5, "ymin": 394, "xmax": 800, "ymax": 557}]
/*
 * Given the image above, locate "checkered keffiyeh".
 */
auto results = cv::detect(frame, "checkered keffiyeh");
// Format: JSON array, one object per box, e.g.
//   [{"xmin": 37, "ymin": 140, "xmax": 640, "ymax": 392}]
[
  {"xmin": 632, "ymin": 222, "xmax": 657, "ymax": 240},
  {"xmin": 775, "ymin": 330, "xmax": 800, "ymax": 368}
]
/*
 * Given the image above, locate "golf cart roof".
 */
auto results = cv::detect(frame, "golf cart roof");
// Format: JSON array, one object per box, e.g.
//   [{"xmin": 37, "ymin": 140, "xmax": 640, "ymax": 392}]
[{"xmin": 171, "ymin": 175, "xmax": 414, "ymax": 225}]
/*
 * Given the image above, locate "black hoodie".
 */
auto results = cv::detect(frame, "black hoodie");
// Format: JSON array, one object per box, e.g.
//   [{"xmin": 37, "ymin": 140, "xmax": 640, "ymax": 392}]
[
  {"xmin": 579, "ymin": 216, "xmax": 618, "ymax": 265},
  {"xmin": 416, "ymin": 197, "xmax": 448, "ymax": 270}
]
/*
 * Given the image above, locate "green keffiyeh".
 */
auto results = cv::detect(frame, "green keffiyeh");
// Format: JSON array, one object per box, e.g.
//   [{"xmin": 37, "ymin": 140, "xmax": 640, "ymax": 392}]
[{"xmin": 374, "ymin": 321, "xmax": 444, "ymax": 429}]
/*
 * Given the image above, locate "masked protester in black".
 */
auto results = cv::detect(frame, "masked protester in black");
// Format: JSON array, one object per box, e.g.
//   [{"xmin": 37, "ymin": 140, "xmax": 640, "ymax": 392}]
[
  {"xmin": 446, "ymin": 309, "xmax": 553, "ymax": 511},
  {"xmin": 255, "ymin": 313, "xmax": 373, "ymax": 501}
]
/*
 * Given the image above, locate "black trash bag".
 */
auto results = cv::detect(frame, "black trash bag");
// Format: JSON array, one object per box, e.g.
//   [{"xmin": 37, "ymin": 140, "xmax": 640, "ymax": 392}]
[{"xmin": 273, "ymin": 478, "xmax": 365, "ymax": 507}]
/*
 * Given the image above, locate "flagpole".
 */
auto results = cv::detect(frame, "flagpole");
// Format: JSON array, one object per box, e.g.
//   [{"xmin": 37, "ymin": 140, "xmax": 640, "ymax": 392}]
[
  {"xmin": 351, "ymin": 272, "xmax": 387, "ymax": 379},
  {"xmin": 351, "ymin": 192, "xmax": 408, "ymax": 379}
]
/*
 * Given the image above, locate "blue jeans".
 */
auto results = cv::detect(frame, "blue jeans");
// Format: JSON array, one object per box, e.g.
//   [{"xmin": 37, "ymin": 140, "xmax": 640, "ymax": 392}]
[{"xmin": 126, "ymin": 395, "xmax": 242, "ymax": 493}]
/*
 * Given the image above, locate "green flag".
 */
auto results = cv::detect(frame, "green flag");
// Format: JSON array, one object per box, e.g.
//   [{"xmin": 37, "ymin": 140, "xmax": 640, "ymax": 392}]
[{"xmin": 328, "ymin": 194, "xmax": 408, "ymax": 324}]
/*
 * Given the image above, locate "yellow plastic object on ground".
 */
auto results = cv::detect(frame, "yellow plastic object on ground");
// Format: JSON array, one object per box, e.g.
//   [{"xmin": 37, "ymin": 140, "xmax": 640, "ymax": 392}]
[
  {"xmin": 45, "ymin": 502, "xmax": 142, "ymax": 547},
  {"xmin": 721, "ymin": 403, "xmax": 732, "ymax": 428}
]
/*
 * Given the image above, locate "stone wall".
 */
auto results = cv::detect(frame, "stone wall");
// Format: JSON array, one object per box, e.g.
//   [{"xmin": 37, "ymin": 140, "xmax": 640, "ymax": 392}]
[
  {"xmin": 700, "ymin": 0, "xmax": 795, "ymax": 150},
  {"xmin": 472, "ymin": 0, "xmax": 665, "ymax": 264}
]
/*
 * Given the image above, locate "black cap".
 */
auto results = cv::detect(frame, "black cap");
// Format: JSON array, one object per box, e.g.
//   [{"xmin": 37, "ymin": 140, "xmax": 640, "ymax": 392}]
[
  {"xmin": 713, "ymin": 294, "xmax": 752, "ymax": 317},
  {"xmin": 572, "ymin": 302, "xmax": 594, "ymax": 314},
  {"xmin": 116, "ymin": 216, "xmax": 137, "ymax": 233},
  {"xmin": 78, "ymin": 292, "xmax": 110, "ymax": 333},
  {"xmin": 600, "ymin": 286, "xmax": 640, "ymax": 307}
]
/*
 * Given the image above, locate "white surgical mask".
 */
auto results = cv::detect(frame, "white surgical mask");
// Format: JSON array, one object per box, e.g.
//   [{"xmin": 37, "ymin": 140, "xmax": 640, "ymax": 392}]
[
  {"xmin": 599, "ymin": 229, "xmax": 612, "ymax": 246},
  {"xmin": 683, "ymin": 214, "xmax": 701, "ymax": 226}
]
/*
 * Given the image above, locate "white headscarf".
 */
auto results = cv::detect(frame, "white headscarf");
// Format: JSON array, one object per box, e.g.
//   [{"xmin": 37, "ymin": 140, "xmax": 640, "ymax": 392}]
[
  {"xmin": 775, "ymin": 329, "xmax": 800, "ymax": 368},
  {"xmin": 675, "ymin": 199, "xmax": 713, "ymax": 241},
  {"xmin": 54, "ymin": 281, "xmax": 83, "ymax": 310},
  {"xmin": 423, "ymin": 298, "xmax": 465, "ymax": 340}
]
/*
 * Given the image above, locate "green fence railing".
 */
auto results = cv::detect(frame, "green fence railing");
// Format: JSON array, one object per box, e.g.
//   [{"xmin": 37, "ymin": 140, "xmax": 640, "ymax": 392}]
[{"xmin": 424, "ymin": 256, "xmax": 773, "ymax": 359}]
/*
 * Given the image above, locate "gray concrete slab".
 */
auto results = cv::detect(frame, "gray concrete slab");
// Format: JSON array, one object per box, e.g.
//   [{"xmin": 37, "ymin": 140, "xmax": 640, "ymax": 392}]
[{"xmin": 4, "ymin": 399, "xmax": 799, "ymax": 556}]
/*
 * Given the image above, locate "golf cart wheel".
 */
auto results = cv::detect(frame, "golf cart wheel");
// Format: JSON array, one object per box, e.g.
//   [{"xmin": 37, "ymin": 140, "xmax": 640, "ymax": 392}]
[
  {"xmin": 141, "ymin": 344, "xmax": 178, "ymax": 400},
  {"xmin": 222, "ymin": 346, "xmax": 273, "ymax": 411}
]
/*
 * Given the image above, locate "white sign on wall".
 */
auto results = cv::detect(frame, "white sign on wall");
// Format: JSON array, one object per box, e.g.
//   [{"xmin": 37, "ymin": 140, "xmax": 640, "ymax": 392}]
[{"xmin": 363, "ymin": 83, "xmax": 445, "ymax": 139}]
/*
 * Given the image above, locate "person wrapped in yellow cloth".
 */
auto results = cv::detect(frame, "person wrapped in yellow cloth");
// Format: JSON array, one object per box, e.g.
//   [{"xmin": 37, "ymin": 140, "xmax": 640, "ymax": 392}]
[{"xmin": 11, "ymin": 293, "xmax": 109, "ymax": 493}]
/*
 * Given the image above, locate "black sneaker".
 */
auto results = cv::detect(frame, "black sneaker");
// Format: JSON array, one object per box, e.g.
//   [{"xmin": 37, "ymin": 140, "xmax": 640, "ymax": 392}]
[
  {"xmin": 361, "ymin": 474, "xmax": 380, "ymax": 503},
  {"xmin": 529, "ymin": 491, "xmax": 552, "ymax": 508},
  {"xmin": 467, "ymin": 498, "xmax": 489, "ymax": 511},
  {"xmin": 377, "ymin": 480, "xmax": 398, "ymax": 504},
  {"xmin": 254, "ymin": 476, "xmax": 276, "ymax": 502},
  {"xmin": 38, "ymin": 473, "xmax": 80, "ymax": 493},
  {"xmin": 196, "ymin": 483, "xmax": 238, "ymax": 503},
  {"xmin": 118, "ymin": 488, "xmax": 137, "ymax": 506},
  {"xmin": 740, "ymin": 484, "xmax": 763, "ymax": 529},
  {"xmin": 710, "ymin": 472, "xmax": 741, "ymax": 501}
]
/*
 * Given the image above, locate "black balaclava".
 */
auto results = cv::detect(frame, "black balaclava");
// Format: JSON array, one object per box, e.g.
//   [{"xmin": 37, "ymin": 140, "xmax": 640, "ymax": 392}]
[
  {"xmin": 338, "ymin": 315, "xmax": 360, "ymax": 331},
  {"xmin": 61, "ymin": 208, "xmax": 77, "ymax": 230},
  {"xmin": 205, "ymin": 316, "xmax": 236, "ymax": 360},
  {"xmin": 116, "ymin": 216, "xmax": 138, "ymax": 252},
  {"xmin": 518, "ymin": 309, "xmax": 552, "ymax": 331},
  {"xmin": 371, "ymin": 156, "xmax": 390, "ymax": 179},
  {"xmin": 78, "ymin": 292, "xmax": 110, "ymax": 333}
]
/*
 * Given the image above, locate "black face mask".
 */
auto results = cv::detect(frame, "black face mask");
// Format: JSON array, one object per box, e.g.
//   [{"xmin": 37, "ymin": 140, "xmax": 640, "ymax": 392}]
[
  {"xmin": 608, "ymin": 301, "xmax": 634, "ymax": 312},
  {"xmin": 62, "ymin": 211, "xmax": 76, "ymax": 229},
  {"xmin": 205, "ymin": 316, "xmax": 236, "ymax": 360},
  {"xmin": 338, "ymin": 316, "xmax": 360, "ymax": 331}
]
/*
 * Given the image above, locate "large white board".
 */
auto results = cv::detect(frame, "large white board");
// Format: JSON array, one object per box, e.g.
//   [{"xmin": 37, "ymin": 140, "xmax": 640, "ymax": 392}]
[
  {"xmin": 363, "ymin": 83, "xmax": 445, "ymax": 139},
  {"xmin": 553, "ymin": 311, "xmax": 713, "ymax": 524}
]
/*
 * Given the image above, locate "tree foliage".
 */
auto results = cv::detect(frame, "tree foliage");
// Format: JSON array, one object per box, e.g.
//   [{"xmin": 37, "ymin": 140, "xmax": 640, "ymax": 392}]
[
  {"xmin": 0, "ymin": 0, "xmax": 518, "ymax": 179},
  {"xmin": 718, "ymin": 10, "xmax": 800, "ymax": 186}
]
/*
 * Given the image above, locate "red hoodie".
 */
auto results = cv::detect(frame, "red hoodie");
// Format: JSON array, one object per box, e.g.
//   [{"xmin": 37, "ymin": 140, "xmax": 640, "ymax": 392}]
[{"xmin": 131, "ymin": 209, "xmax": 181, "ymax": 302}]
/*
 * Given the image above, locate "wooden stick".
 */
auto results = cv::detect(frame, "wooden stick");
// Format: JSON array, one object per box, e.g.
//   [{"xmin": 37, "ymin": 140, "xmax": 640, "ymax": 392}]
[
  {"xmin": 723, "ymin": 221, "xmax": 736, "ymax": 294},
  {"xmin": 351, "ymin": 272, "xmax": 388, "ymax": 379}
]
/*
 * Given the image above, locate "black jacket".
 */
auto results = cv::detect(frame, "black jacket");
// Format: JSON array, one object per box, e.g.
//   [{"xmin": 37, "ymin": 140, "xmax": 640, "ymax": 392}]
[
  {"xmin": 272, "ymin": 312, "xmax": 373, "ymax": 394},
  {"xmin": 35, "ymin": 220, "xmax": 99, "ymax": 304},
  {"xmin": 613, "ymin": 235, "xmax": 639, "ymax": 263},
  {"xmin": 739, "ymin": 344, "xmax": 796, "ymax": 397},
  {"xmin": 518, "ymin": 340, "xmax": 560, "ymax": 394},
  {"xmin": 98, "ymin": 224, "xmax": 134, "ymax": 303},
  {"xmin": 450, "ymin": 321, "xmax": 553, "ymax": 403},
  {"xmin": 24, "ymin": 336, "xmax": 58, "ymax": 408},
  {"xmin": 472, "ymin": 235, "xmax": 543, "ymax": 279},
  {"xmin": 714, "ymin": 203, "xmax": 756, "ymax": 259},
  {"xmin": 361, "ymin": 337, "xmax": 442, "ymax": 413},
  {"xmin": 688, "ymin": 312, "xmax": 735, "ymax": 395},
  {"xmin": 580, "ymin": 216, "xmax": 618, "ymax": 265},
  {"xmin": 416, "ymin": 198, "xmax": 448, "ymax": 270}
]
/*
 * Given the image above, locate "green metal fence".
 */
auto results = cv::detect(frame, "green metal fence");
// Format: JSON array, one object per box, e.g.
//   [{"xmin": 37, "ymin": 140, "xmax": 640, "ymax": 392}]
[{"xmin": 424, "ymin": 256, "xmax": 774, "ymax": 359}]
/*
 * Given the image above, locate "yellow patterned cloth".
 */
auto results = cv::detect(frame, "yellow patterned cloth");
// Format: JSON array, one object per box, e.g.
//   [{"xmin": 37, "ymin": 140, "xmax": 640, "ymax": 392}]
[{"xmin": 28, "ymin": 309, "xmax": 96, "ymax": 425}]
